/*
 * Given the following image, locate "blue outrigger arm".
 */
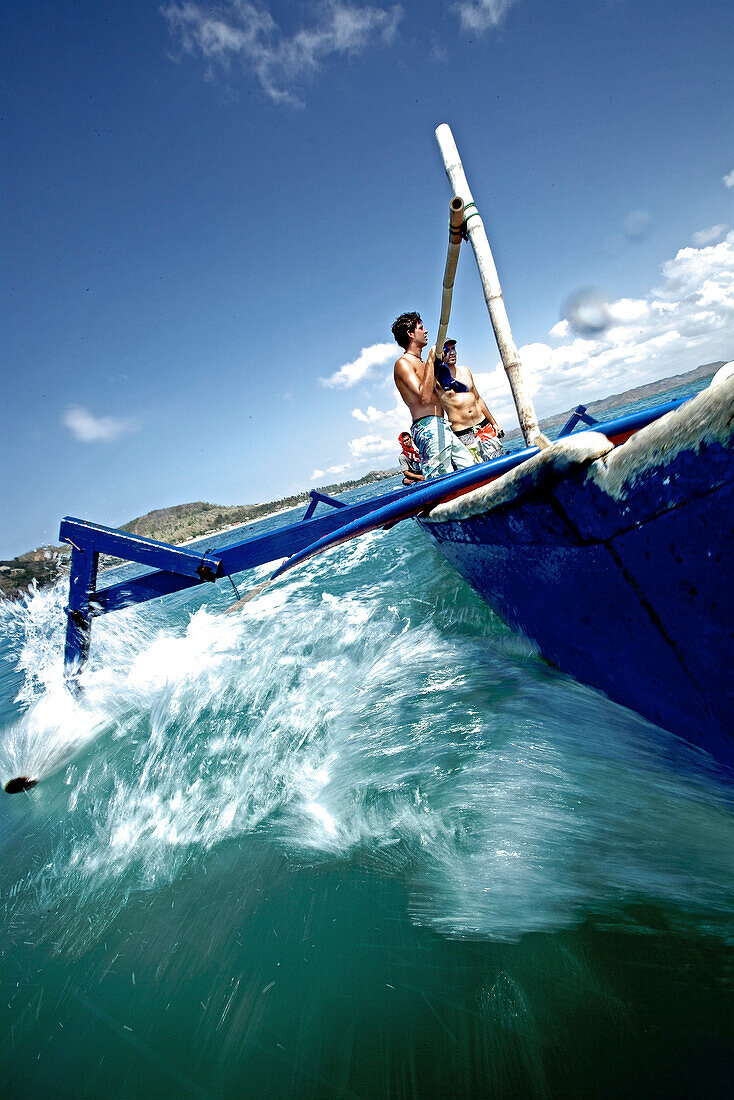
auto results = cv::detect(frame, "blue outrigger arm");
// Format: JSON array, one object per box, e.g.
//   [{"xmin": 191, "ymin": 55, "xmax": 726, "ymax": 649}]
[
  {"xmin": 59, "ymin": 487, "xmax": 410, "ymax": 686},
  {"xmin": 59, "ymin": 398, "xmax": 688, "ymax": 689},
  {"xmin": 58, "ymin": 519, "xmax": 226, "ymax": 679}
]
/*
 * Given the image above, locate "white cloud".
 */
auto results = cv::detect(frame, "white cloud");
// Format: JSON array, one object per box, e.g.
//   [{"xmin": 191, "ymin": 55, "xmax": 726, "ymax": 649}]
[
  {"xmin": 723, "ymin": 169, "xmax": 734, "ymax": 188},
  {"xmin": 692, "ymin": 224, "xmax": 728, "ymax": 247},
  {"xmin": 163, "ymin": 1, "xmax": 402, "ymax": 104},
  {"xmin": 63, "ymin": 406, "xmax": 139, "ymax": 444},
  {"xmin": 658, "ymin": 235, "xmax": 734, "ymax": 299},
  {"xmin": 310, "ymin": 392, "xmax": 408, "ymax": 479},
  {"xmin": 310, "ymin": 462, "xmax": 350, "ymax": 479},
  {"xmin": 352, "ymin": 404, "xmax": 391, "ymax": 423},
  {"xmin": 608, "ymin": 297, "xmax": 649, "ymax": 324},
  {"xmin": 549, "ymin": 318, "xmax": 570, "ymax": 339},
  {"xmin": 347, "ymin": 433, "xmax": 396, "ymax": 460},
  {"xmin": 320, "ymin": 342, "xmax": 397, "ymax": 388},
  {"xmin": 352, "ymin": 394, "xmax": 408, "ymax": 428},
  {"xmin": 453, "ymin": 0, "xmax": 516, "ymax": 33}
]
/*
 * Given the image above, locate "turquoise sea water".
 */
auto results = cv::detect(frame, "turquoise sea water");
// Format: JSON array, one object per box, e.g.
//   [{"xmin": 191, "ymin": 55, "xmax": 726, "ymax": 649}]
[{"xmin": 1, "ymin": 380, "xmax": 733, "ymax": 1098}]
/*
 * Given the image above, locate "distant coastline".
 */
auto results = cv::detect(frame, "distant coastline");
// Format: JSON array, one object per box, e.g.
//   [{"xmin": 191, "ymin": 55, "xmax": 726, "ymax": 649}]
[
  {"xmin": 0, "ymin": 469, "xmax": 397, "ymax": 599},
  {"xmin": 503, "ymin": 359, "xmax": 725, "ymax": 444},
  {"xmin": 0, "ymin": 360, "xmax": 724, "ymax": 599}
]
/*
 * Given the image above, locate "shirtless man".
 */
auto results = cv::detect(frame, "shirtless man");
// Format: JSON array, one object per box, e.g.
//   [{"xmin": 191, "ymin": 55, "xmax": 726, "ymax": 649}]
[
  {"xmin": 392, "ymin": 312, "xmax": 474, "ymax": 478},
  {"xmin": 435, "ymin": 338, "xmax": 504, "ymax": 461}
]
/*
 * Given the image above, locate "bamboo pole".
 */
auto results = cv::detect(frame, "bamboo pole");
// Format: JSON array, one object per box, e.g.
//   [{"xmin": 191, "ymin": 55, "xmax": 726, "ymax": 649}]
[
  {"xmin": 434, "ymin": 123, "xmax": 546, "ymax": 448},
  {"xmin": 435, "ymin": 195, "xmax": 465, "ymax": 357}
]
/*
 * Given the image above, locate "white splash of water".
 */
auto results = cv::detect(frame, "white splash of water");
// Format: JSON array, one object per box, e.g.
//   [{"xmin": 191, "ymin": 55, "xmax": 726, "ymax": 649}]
[{"xmin": 1, "ymin": 525, "xmax": 733, "ymax": 954}]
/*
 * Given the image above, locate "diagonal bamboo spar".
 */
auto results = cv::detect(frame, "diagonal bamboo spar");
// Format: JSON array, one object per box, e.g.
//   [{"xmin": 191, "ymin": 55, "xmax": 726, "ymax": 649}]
[
  {"xmin": 434, "ymin": 195, "xmax": 465, "ymax": 357},
  {"xmin": 435, "ymin": 123, "xmax": 546, "ymax": 447}
]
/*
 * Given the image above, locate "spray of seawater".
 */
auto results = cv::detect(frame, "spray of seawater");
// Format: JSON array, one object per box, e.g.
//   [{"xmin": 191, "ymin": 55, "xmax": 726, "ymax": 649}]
[{"xmin": 1, "ymin": 525, "xmax": 733, "ymax": 956}]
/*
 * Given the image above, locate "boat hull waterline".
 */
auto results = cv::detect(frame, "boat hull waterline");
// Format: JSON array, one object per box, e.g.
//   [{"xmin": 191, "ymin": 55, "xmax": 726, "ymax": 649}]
[{"xmin": 419, "ymin": 377, "xmax": 734, "ymax": 767}]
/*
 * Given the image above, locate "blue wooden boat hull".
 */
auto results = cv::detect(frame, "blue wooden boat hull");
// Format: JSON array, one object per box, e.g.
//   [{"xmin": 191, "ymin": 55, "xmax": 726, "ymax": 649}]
[{"xmin": 419, "ymin": 378, "xmax": 734, "ymax": 767}]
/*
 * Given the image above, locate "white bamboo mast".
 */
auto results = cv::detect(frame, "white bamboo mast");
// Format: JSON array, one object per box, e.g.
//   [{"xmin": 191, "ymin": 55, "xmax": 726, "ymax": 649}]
[
  {"xmin": 434, "ymin": 123, "xmax": 545, "ymax": 447},
  {"xmin": 435, "ymin": 196, "xmax": 465, "ymax": 356}
]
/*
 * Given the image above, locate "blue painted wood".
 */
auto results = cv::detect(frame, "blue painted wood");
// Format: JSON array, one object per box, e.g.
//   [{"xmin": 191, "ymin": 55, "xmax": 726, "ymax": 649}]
[
  {"xmin": 419, "ymin": 438, "xmax": 734, "ymax": 768},
  {"xmin": 302, "ymin": 489, "xmax": 348, "ymax": 521},
  {"xmin": 557, "ymin": 405, "xmax": 598, "ymax": 436},
  {"xmin": 60, "ymin": 485, "xmax": 412, "ymax": 672},
  {"xmin": 270, "ymin": 451, "xmax": 531, "ymax": 580},
  {"xmin": 60, "ymin": 519, "xmax": 224, "ymax": 581},
  {"xmin": 564, "ymin": 397, "xmax": 685, "ymax": 437},
  {"xmin": 93, "ymin": 485, "xmax": 412, "ymax": 615},
  {"xmin": 63, "ymin": 543, "xmax": 99, "ymax": 682}
]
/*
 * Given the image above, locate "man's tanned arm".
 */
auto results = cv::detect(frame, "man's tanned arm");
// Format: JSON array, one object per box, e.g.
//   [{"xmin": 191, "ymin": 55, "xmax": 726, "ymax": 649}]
[
  {"xmin": 418, "ymin": 345, "xmax": 438, "ymax": 403},
  {"xmin": 478, "ymin": 396, "xmax": 499, "ymax": 430},
  {"xmin": 473, "ymin": 384, "xmax": 500, "ymax": 431}
]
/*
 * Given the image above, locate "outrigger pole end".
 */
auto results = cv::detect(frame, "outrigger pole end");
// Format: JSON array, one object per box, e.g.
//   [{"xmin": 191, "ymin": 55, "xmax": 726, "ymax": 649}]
[
  {"xmin": 435, "ymin": 195, "xmax": 465, "ymax": 356},
  {"xmin": 434, "ymin": 123, "xmax": 543, "ymax": 448},
  {"xmin": 59, "ymin": 518, "xmax": 225, "ymax": 690}
]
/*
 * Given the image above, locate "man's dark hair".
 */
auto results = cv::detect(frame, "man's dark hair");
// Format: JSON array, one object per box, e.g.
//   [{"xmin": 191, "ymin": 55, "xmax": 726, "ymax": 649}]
[{"xmin": 391, "ymin": 312, "xmax": 422, "ymax": 350}]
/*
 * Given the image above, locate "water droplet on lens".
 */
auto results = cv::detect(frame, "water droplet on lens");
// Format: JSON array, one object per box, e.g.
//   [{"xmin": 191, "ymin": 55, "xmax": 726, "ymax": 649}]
[
  {"xmin": 561, "ymin": 287, "xmax": 612, "ymax": 335},
  {"xmin": 623, "ymin": 210, "xmax": 651, "ymax": 240}
]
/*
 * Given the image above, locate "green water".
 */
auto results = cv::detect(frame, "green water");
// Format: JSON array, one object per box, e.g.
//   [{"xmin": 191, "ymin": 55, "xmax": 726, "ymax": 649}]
[{"xmin": 1, "ymin": 384, "xmax": 733, "ymax": 1097}]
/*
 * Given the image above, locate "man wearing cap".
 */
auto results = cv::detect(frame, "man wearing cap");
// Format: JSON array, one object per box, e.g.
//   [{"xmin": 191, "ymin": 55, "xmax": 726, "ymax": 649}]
[
  {"xmin": 392, "ymin": 312, "xmax": 475, "ymax": 478},
  {"xmin": 435, "ymin": 338, "xmax": 504, "ymax": 461}
]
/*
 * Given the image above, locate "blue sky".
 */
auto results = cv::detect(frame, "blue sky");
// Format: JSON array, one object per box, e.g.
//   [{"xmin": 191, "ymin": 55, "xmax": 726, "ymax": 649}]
[{"xmin": 2, "ymin": 0, "xmax": 733, "ymax": 558}]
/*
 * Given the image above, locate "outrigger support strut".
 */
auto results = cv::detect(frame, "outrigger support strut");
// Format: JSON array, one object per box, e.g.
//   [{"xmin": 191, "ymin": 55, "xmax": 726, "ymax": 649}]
[
  {"xmin": 302, "ymin": 489, "xmax": 348, "ymax": 521},
  {"xmin": 557, "ymin": 405, "xmax": 600, "ymax": 437},
  {"xmin": 59, "ymin": 518, "xmax": 226, "ymax": 687},
  {"xmin": 63, "ymin": 539, "xmax": 99, "ymax": 685},
  {"xmin": 57, "ymin": 485, "xmax": 412, "ymax": 689}
]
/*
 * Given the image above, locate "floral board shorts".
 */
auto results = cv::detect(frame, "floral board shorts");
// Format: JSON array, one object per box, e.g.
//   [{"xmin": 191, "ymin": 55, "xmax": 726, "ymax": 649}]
[
  {"xmin": 411, "ymin": 416, "xmax": 476, "ymax": 478},
  {"xmin": 454, "ymin": 422, "xmax": 504, "ymax": 462}
]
